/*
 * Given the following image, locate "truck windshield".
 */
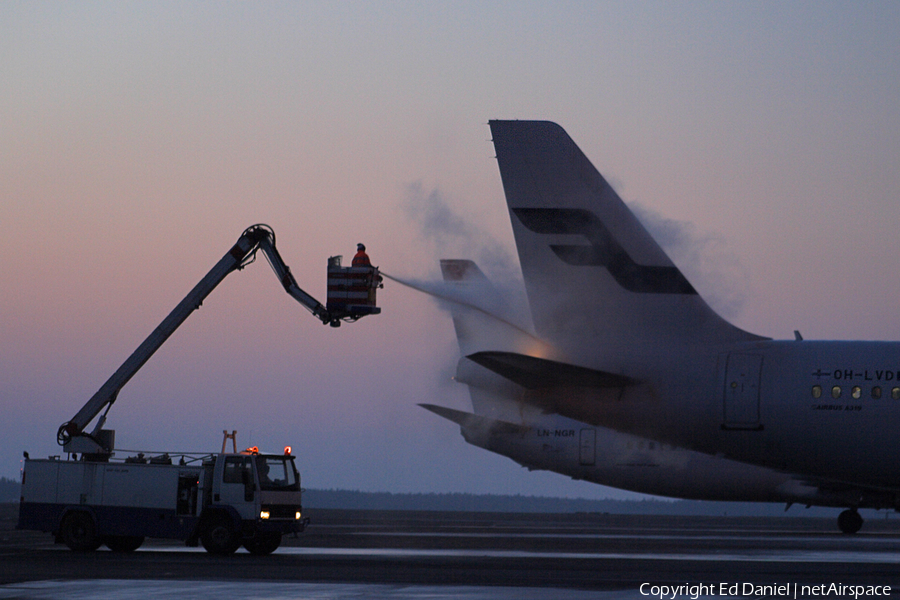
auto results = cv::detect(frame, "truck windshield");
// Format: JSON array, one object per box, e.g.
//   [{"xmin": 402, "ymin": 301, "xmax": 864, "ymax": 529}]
[{"xmin": 255, "ymin": 456, "xmax": 299, "ymax": 491}]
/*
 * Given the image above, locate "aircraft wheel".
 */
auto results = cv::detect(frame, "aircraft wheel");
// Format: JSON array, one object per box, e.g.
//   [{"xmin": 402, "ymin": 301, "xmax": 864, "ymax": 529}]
[
  {"xmin": 104, "ymin": 535, "xmax": 144, "ymax": 552},
  {"xmin": 243, "ymin": 532, "xmax": 282, "ymax": 555},
  {"xmin": 59, "ymin": 511, "xmax": 102, "ymax": 552},
  {"xmin": 200, "ymin": 517, "xmax": 241, "ymax": 555},
  {"xmin": 838, "ymin": 509, "xmax": 863, "ymax": 534}
]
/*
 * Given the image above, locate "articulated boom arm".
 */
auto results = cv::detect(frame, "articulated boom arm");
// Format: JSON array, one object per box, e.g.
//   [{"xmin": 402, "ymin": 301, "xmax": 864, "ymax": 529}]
[
  {"xmin": 57, "ymin": 224, "xmax": 366, "ymax": 452},
  {"xmin": 254, "ymin": 231, "xmax": 330, "ymax": 322}
]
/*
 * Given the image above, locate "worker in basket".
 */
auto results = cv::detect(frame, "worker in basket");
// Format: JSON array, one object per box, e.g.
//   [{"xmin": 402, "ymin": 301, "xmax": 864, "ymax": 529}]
[{"xmin": 351, "ymin": 243, "xmax": 371, "ymax": 267}]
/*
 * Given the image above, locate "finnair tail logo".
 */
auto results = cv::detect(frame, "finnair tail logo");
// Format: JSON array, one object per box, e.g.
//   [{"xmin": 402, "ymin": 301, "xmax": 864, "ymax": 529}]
[{"xmin": 512, "ymin": 208, "xmax": 696, "ymax": 295}]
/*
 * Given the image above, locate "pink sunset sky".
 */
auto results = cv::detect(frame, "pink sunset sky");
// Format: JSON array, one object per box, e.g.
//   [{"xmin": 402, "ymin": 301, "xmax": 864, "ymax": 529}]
[{"xmin": 2, "ymin": 2, "xmax": 899, "ymax": 500}]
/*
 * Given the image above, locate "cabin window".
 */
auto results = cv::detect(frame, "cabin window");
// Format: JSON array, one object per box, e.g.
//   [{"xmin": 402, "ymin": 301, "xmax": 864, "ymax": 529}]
[
  {"xmin": 893, "ymin": 387, "xmax": 900, "ymax": 400},
  {"xmin": 223, "ymin": 456, "xmax": 252, "ymax": 484},
  {"xmin": 851, "ymin": 386, "xmax": 862, "ymax": 399},
  {"xmin": 811, "ymin": 385, "xmax": 822, "ymax": 399},
  {"xmin": 872, "ymin": 386, "xmax": 882, "ymax": 399},
  {"xmin": 831, "ymin": 386, "xmax": 842, "ymax": 399}
]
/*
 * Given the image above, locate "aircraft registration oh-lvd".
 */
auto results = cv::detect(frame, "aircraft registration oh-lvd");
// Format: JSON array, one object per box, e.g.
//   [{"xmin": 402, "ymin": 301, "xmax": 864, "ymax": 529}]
[{"xmin": 421, "ymin": 120, "xmax": 900, "ymax": 534}]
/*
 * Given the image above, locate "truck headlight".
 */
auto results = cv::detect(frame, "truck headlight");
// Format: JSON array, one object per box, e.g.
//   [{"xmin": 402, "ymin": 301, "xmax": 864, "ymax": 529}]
[
  {"xmin": 295, "ymin": 511, "xmax": 302, "ymax": 520},
  {"xmin": 260, "ymin": 510, "xmax": 270, "ymax": 520}
]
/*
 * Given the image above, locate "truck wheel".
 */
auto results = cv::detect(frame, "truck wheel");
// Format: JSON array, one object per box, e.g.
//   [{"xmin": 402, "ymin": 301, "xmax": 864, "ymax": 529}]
[
  {"xmin": 243, "ymin": 532, "xmax": 281, "ymax": 555},
  {"xmin": 104, "ymin": 535, "xmax": 144, "ymax": 552},
  {"xmin": 200, "ymin": 518, "xmax": 241, "ymax": 555},
  {"xmin": 59, "ymin": 512, "xmax": 101, "ymax": 552}
]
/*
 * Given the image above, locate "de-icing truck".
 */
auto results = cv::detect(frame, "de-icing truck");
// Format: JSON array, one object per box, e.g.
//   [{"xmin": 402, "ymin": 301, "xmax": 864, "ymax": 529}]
[{"xmin": 17, "ymin": 224, "xmax": 382, "ymax": 554}]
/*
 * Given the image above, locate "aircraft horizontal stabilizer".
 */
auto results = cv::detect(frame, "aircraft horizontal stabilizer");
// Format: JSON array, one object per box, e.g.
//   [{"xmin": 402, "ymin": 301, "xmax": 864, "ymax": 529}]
[
  {"xmin": 419, "ymin": 403, "xmax": 477, "ymax": 426},
  {"xmin": 465, "ymin": 351, "xmax": 637, "ymax": 390},
  {"xmin": 418, "ymin": 404, "xmax": 530, "ymax": 436}
]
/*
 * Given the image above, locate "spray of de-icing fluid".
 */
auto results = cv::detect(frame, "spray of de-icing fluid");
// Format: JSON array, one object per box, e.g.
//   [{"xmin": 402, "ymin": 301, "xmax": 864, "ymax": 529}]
[{"xmin": 381, "ymin": 271, "xmax": 541, "ymax": 344}]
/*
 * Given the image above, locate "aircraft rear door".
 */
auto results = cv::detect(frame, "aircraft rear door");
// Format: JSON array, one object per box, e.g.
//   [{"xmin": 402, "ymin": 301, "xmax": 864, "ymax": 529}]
[{"xmin": 723, "ymin": 353, "xmax": 763, "ymax": 430}]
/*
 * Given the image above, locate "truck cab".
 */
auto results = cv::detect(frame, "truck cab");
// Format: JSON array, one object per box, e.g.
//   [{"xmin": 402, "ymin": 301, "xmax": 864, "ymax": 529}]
[{"xmin": 199, "ymin": 451, "xmax": 305, "ymax": 554}]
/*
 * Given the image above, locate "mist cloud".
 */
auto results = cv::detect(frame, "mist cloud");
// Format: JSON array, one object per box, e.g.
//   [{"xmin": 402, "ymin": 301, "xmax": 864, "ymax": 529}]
[
  {"xmin": 629, "ymin": 201, "xmax": 750, "ymax": 320},
  {"xmin": 399, "ymin": 183, "xmax": 749, "ymax": 325},
  {"xmin": 401, "ymin": 183, "xmax": 519, "ymax": 281},
  {"xmin": 399, "ymin": 182, "xmax": 533, "ymax": 329}
]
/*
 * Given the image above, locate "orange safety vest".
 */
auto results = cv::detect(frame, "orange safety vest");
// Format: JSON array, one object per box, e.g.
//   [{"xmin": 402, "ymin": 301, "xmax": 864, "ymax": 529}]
[{"xmin": 352, "ymin": 251, "xmax": 371, "ymax": 267}]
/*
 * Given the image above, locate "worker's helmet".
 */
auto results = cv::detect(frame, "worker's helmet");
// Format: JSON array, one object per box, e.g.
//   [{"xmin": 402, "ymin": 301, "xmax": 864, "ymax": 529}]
[{"xmin": 357, "ymin": 243, "xmax": 366, "ymax": 251}]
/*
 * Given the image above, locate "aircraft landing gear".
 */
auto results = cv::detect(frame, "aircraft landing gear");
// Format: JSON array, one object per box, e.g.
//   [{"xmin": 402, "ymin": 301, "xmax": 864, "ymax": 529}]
[{"xmin": 838, "ymin": 508, "xmax": 863, "ymax": 534}]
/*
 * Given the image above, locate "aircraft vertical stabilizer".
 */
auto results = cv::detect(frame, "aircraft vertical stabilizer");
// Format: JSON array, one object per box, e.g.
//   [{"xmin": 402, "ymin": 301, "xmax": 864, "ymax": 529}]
[
  {"xmin": 439, "ymin": 259, "xmax": 553, "ymax": 421},
  {"xmin": 438, "ymin": 259, "xmax": 553, "ymax": 359},
  {"xmin": 489, "ymin": 120, "xmax": 766, "ymax": 357}
]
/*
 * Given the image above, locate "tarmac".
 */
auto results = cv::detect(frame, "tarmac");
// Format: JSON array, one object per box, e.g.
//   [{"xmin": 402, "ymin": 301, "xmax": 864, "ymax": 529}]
[{"xmin": 2, "ymin": 506, "xmax": 900, "ymax": 598}]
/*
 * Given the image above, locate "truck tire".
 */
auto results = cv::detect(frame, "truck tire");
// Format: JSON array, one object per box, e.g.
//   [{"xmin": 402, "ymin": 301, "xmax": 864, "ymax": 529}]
[
  {"xmin": 59, "ymin": 512, "xmax": 102, "ymax": 552},
  {"xmin": 200, "ymin": 517, "xmax": 241, "ymax": 555},
  {"xmin": 103, "ymin": 535, "xmax": 144, "ymax": 552},
  {"xmin": 243, "ymin": 532, "xmax": 281, "ymax": 555}
]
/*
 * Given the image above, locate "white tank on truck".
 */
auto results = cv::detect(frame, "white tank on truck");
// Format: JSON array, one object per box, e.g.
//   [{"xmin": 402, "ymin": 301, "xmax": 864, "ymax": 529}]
[{"xmin": 18, "ymin": 224, "xmax": 383, "ymax": 554}]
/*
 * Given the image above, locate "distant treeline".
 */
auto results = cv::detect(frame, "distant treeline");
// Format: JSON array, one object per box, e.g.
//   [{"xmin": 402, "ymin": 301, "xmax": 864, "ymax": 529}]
[
  {"xmin": 0, "ymin": 477, "xmax": 18, "ymax": 503},
  {"xmin": 302, "ymin": 488, "xmax": 876, "ymax": 518},
  {"xmin": 0, "ymin": 476, "xmax": 887, "ymax": 518}
]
